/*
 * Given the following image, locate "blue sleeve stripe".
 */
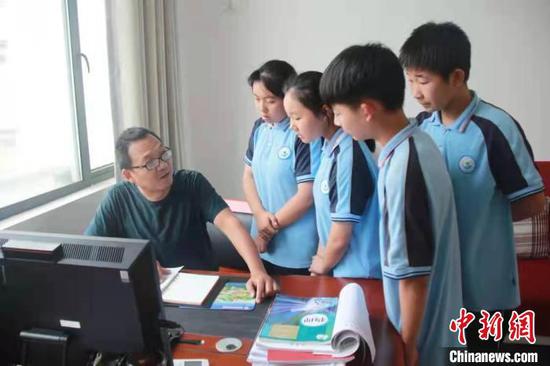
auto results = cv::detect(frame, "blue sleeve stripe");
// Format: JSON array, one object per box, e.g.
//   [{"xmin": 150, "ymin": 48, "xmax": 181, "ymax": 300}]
[
  {"xmin": 294, "ymin": 137, "xmax": 312, "ymax": 177},
  {"xmin": 383, "ymin": 269, "xmax": 431, "ymax": 280},
  {"xmin": 404, "ymin": 137, "xmax": 435, "ymax": 267},
  {"xmin": 509, "ymin": 186, "xmax": 545, "ymax": 202},
  {"xmin": 245, "ymin": 118, "xmax": 263, "ymax": 162},
  {"xmin": 243, "ymin": 157, "xmax": 252, "ymax": 166},
  {"xmin": 471, "ymin": 115, "xmax": 529, "ymax": 195},
  {"xmin": 350, "ymin": 140, "xmax": 374, "ymax": 216},
  {"xmin": 331, "ymin": 218, "xmax": 361, "ymax": 224},
  {"xmin": 296, "ymin": 175, "xmax": 315, "ymax": 183},
  {"xmin": 331, "ymin": 213, "xmax": 361, "ymax": 223},
  {"xmin": 329, "ymin": 146, "xmax": 340, "ymax": 213}
]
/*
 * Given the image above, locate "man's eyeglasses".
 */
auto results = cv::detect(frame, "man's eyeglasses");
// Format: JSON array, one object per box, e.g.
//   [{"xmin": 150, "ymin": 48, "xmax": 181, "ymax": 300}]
[{"xmin": 130, "ymin": 148, "xmax": 172, "ymax": 171}]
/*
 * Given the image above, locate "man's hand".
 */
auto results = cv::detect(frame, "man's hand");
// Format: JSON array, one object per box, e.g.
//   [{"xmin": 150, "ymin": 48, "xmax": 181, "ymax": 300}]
[
  {"xmin": 156, "ymin": 261, "xmax": 170, "ymax": 281},
  {"xmin": 256, "ymin": 210, "xmax": 279, "ymax": 238},
  {"xmin": 246, "ymin": 270, "xmax": 279, "ymax": 303},
  {"xmin": 309, "ymin": 254, "xmax": 330, "ymax": 275}
]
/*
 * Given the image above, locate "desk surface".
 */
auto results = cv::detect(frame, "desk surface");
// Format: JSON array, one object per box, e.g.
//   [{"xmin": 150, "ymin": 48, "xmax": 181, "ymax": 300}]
[{"xmin": 171, "ymin": 273, "xmax": 404, "ymax": 366}]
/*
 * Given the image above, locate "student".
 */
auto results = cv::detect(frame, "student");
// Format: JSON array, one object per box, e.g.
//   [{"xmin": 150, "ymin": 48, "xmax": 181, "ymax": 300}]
[
  {"xmin": 283, "ymin": 71, "xmax": 381, "ymax": 279},
  {"xmin": 85, "ymin": 127, "xmax": 278, "ymax": 303},
  {"xmin": 400, "ymin": 22, "xmax": 545, "ymax": 351},
  {"xmin": 320, "ymin": 43, "xmax": 463, "ymax": 365},
  {"xmin": 242, "ymin": 60, "xmax": 321, "ymax": 276}
]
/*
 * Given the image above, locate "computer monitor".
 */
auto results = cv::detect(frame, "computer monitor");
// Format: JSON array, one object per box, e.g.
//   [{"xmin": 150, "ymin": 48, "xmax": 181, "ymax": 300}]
[{"xmin": 0, "ymin": 230, "xmax": 173, "ymax": 365}]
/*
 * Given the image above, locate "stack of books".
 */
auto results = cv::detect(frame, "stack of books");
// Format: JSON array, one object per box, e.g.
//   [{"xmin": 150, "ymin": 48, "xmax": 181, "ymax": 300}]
[{"xmin": 247, "ymin": 283, "xmax": 376, "ymax": 365}]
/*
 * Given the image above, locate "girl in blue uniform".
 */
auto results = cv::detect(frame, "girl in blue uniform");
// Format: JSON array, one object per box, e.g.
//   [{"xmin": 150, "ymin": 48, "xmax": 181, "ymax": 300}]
[
  {"xmin": 283, "ymin": 71, "xmax": 381, "ymax": 278},
  {"xmin": 242, "ymin": 60, "xmax": 321, "ymax": 275}
]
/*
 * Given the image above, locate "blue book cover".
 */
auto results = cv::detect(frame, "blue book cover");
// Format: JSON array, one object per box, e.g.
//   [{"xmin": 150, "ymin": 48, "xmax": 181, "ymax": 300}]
[
  {"xmin": 258, "ymin": 294, "xmax": 338, "ymax": 344},
  {"xmin": 210, "ymin": 281, "xmax": 256, "ymax": 311}
]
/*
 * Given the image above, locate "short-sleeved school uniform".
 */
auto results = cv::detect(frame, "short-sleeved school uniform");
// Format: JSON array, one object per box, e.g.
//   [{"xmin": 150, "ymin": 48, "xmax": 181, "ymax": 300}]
[
  {"xmin": 312, "ymin": 128, "xmax": 381, "ymax": 278},
  {"xmin": 417, "ymin": 92, "xmax": 544, "ymax": 311},
  {"xmin": 84, "ymin": 170, "xmax": 228, "ymax": 269},
  {"xmin": 244, "ymin": 117, "xmax": 321, "ymax": 269},
  {"xmin": 378, "ymin": 121, "xmax": 463, "ymax": 364}
]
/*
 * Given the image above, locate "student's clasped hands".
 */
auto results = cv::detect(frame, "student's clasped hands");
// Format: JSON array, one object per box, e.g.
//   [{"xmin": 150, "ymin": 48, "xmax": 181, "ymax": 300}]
[{"xmin": 254, "ymin": 210, "xmax": 280, "ymax": 253}]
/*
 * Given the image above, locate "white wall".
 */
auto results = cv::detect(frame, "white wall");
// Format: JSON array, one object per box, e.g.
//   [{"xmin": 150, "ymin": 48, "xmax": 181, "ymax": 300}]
[{"xmin": 176, "ymin": 0, "xmax": 550, "ymax": 198}]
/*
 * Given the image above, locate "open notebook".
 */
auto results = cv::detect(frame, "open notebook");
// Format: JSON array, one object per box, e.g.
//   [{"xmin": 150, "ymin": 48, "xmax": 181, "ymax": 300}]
[{"xmin": 160, "ymin": 268, "xmax": 219, "ymax": 306}]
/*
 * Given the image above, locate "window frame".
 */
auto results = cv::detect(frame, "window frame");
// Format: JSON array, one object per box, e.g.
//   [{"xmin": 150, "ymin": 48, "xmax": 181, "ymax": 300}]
[{"xmin": 0, "ymin": 0, "xmax": 114, "ymax": 221}]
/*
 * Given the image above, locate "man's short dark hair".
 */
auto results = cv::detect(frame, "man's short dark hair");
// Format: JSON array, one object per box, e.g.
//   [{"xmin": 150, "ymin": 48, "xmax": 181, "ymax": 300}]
[
  {"xmin": 399, "ymin": 21, "xmax": 471, "ymax": 81},
  {"xmin": 319, "ymin": 43, "xmax": 405, "ymax": 110},
  {"xmin": 115, "ymin": 127, "xmax": 162, "ymax": 169},
  {"xmin": 248, "ymin": 60, "xmax": 296, "ymax": 98}
]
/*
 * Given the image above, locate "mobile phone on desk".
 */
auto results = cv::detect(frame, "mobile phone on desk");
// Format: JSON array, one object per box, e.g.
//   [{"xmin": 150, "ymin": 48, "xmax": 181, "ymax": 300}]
[{"xmin": 173, "ymin": 359, "xmax": 209, "ymax": 366}]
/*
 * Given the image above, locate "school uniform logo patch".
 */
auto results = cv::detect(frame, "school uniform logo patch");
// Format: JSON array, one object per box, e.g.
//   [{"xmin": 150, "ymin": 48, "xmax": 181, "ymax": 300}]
[
  {"xmin": 459, "ymin": 156, "xmax": 476, "ymax": 173},
  {"xmin": 278, "ymin": 147, "xmax": 291, "ymax": 160},
  {"xmin": 320, "ymin": 180, "xmax": 330, "ymax": 194}
]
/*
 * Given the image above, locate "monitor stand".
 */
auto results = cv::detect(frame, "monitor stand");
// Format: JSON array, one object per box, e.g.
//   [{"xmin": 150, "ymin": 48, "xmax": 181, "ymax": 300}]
[
  {"xmin": 19, "ymin": 328, "xmax": 69, "ymax": 366},
  {"xmin": 18, "ymin": 327, "xmax": 174, "ymax": 366}
]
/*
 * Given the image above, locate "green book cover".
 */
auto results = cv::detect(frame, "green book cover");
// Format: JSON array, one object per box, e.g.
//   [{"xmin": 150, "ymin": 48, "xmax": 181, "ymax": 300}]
[
  {"xmin": 259, "ymin": 294, "xmax": 338, "ymax": 344},
  {"xmin": 210, "ymin": 281, "xmax": 255, "ymax": 310}
]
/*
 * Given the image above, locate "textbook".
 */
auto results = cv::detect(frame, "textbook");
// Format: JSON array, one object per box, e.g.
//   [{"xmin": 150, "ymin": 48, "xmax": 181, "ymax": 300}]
[
  {"xmin": 210, "ymin": 281, "xmax": 256, "ymax": 311},
  {"xmin": 161, "ymin": 272, "xmax": 219, "ymax": 306},
  {"xmin": 258, "ymin": 295, "xmax": 338, "ymax": 346},
  {"xmin": 247, "ymin": 283, "xmax": 376, "ymax": 365}
]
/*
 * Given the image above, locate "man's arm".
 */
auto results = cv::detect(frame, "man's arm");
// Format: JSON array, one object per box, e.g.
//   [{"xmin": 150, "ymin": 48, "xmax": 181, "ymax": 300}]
[
  {"xmin": 309, "ymin": 222, "xmax": 352, "ymax": 275},
  {"xmin": 399, "ymin": 275, "xmax": 429, "ymax": 366},
  {"xmin": 213, "ymin": 208, "xmax": 279, "ymax": 302},
  {"xmin": 511, "ymin": 191, "xmax": 545, "ymax": 221}
]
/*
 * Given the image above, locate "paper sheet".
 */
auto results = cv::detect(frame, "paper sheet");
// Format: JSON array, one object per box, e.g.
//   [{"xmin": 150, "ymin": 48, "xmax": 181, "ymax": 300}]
[{"xmin": 162, "ymin": 272, "xmax": 219, "ymax": 306}]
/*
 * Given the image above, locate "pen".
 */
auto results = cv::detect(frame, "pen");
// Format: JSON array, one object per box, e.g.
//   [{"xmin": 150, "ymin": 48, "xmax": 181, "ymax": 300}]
[{"xmin": 177, "ymin": 339, "xmax": 204, "ymax": 345}]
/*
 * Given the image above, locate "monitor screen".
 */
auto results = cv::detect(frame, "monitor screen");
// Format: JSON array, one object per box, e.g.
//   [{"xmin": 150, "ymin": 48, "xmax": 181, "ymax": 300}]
[{"xmin": 0, "ymin": 230, "xmax": 173, "ymax": 365}]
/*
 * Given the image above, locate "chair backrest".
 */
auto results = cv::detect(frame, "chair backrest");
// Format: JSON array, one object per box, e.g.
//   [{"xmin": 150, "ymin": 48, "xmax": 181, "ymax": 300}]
[
  {"xmin": 535, "ymin": 161, "xmax": 550, "ymax": 196},
  {"xmin": 207, "ymin": 211, "xmax": 251, "ymax": 271}
]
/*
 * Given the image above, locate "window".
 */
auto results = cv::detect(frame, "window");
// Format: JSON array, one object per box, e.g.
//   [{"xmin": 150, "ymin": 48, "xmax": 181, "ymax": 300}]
[{"xmin": 0, "ymin": 0, "xmax": 114, "ymax": 220}]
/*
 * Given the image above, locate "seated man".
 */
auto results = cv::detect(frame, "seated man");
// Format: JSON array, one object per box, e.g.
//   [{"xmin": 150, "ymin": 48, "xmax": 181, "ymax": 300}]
[{"xmin": 85, "ymin": 127, "xmax": 278, "ymax": 302}]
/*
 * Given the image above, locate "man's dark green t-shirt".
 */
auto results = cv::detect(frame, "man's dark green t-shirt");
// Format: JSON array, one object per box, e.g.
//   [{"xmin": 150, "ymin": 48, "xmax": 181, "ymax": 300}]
[{"xmin": 84, "ymin": 170, "xmax": 228, "ymax": 269}]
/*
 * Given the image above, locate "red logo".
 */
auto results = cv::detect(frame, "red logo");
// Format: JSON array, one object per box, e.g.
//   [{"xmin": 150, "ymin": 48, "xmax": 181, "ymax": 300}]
[
  {"xmin": 449, "ymin": 308, "xmax": 475, "ymax": 345},
  {"xmin": 478, "ymin": 310, "xmax": 504, "ymax": 342},
  {"xmin": 449, "ymin": 308, "xmax": 536, "ymax": 345},
  {"xmin": 508, "ymin": 310, "xmax": 536, "ymax": 344}
]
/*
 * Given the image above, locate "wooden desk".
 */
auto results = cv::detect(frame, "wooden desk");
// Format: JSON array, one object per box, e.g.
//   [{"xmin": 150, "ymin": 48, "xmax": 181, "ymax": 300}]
[{"xmin": 172, "ymin": 274, "xmax": 404, "ymax": 365}]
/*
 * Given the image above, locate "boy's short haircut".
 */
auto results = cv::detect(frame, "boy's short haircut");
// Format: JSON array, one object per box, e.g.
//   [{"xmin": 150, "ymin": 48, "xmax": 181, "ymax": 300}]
[
  {"xmin": 399, "ymin": 21, "xmax": 471, "ymax": 81},
  {"xmin": 248, "ymin": 60, "xmax": 296, "ymax": 98},
  {"xmin": 319, "ymin": 43, "xmax": 405, "ymax": 111}
]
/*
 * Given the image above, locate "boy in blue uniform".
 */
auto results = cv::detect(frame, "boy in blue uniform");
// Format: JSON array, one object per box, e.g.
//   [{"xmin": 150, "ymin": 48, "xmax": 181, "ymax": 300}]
[
  {"xmin": 243, "ymin": 60, "xmax": 322, "ymax": 275},
  {"xmin": 400, "ymin": 22, "xmax": 545, "ymax": 351},
  {"xmin": 283, "ymin": 71, "xmax": 381, "ymax": 278},
  {"xmin": 320, "ymin": 43, "xmax": 463, "ymax": 365}
]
